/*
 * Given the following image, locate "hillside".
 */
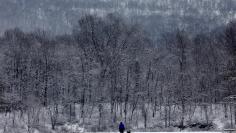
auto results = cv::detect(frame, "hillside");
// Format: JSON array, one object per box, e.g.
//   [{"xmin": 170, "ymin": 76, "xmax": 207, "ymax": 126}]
[{"xmin": 0, "ymin": 0, "xmax": 235, "ymax": 35}]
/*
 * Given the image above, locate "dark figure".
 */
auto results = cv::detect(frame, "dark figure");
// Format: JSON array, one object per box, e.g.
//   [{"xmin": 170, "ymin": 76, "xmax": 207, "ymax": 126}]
[
  {"xmin": 119, "ymin": 122, "xmax": 125, "ymax": 133},
  {"xmin": 127, "ymin": 130, "xmax": 131, "ymax": 133}
]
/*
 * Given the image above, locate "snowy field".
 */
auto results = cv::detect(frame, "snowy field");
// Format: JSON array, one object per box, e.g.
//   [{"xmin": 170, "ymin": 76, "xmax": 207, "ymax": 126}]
[
  {"xmin": 0, "ymin": 103, "xmax": 234, "ymax": 133},
  {"xmin": 84, "ymin": 132, "xmax": 223, "ymax": 133}
]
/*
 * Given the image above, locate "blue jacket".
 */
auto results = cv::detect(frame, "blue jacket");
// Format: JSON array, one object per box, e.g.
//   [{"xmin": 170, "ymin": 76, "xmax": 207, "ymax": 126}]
[{"xmin": 119, "ymin": 122, "xmax": 125, "ymax": 131}]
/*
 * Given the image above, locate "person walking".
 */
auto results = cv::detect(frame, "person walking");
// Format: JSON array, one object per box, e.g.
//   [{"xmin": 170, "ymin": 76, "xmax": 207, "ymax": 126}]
[{"xmin": 119, "ymin": 122, "xmax": 125, "ymax": 133}]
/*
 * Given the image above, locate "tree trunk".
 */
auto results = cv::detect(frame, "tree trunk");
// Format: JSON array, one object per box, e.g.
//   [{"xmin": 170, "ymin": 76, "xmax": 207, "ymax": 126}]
[
  {"xmin": 180, "ymin": 100, "xmax": 185, "ymax": 129},
  {"xmin": 204, "ymin": 105, "xmax": 209, "ymax": 124},
  {"xmin": 164, "ymin": 103, "xmax": 168, "ymax": 128},
  {"xmin": 224, "ymin": 104, "xmax": 228, "ymax": 118},
  {"xmin": 234, "ymin": 105, "xmax": 236, "ymax": 125}
]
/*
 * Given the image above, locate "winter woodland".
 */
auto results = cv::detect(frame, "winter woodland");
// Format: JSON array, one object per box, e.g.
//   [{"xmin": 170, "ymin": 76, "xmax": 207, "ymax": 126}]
[{"xmin": 0, "ymin": 0, "xmax": 236, "ymax": 132}]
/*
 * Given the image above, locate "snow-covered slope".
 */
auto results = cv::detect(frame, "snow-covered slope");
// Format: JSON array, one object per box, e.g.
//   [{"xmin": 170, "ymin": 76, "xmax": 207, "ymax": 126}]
[{"xmin": 0, "ymin": 0, "xmax": 235, "ymax": 34}]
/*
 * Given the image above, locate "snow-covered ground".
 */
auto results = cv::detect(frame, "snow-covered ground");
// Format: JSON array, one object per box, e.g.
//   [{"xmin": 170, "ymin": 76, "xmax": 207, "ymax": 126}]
[
  {"xmin": 84, "ymin": 132, "xmax": 223, "ymax": 133},
  {"xmin": 0, "ymin": 104, "xmax": 234, "ymax": 133}
]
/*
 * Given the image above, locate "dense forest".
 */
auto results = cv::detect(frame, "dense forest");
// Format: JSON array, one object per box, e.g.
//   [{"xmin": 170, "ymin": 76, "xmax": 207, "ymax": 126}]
[
  {"xmin": 0, "ymin": 0, "xmax": 236, "ymax": 133},
  {"xmin": 0, "ymin": 13, "xmax": 235, "ymax": 132}
]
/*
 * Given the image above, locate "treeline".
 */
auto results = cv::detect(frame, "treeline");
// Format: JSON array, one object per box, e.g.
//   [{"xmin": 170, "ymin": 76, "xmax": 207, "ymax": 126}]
[{"xmin": 0, "ymin": 13, "xmax": 235, "ymax": 130}]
